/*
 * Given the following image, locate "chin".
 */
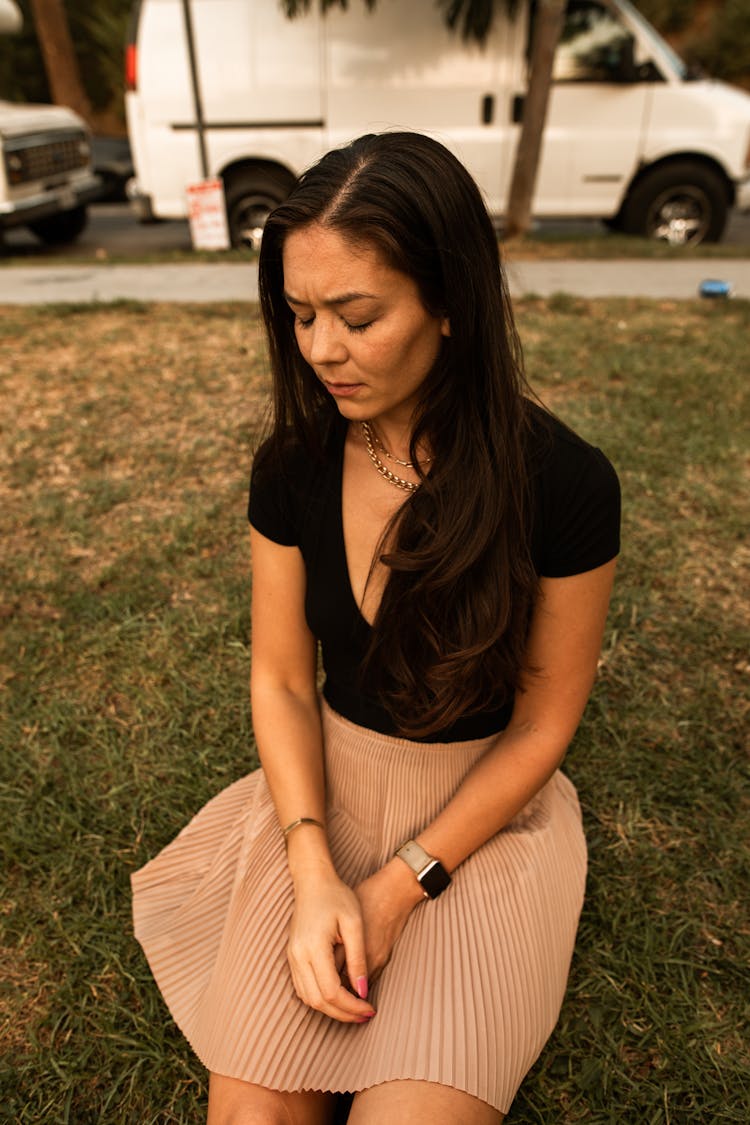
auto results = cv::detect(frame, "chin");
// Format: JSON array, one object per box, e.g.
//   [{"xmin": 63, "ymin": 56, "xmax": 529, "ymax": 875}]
[{"xmin": 330, "ymin": 399, "xmax": 370, "ymax": 420}]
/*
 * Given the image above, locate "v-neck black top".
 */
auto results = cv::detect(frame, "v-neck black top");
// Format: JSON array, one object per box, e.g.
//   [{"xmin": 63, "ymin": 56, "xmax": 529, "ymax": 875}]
[{"xmin": 248, "ymin": 406, "xmax": 620, "ymax": 742}]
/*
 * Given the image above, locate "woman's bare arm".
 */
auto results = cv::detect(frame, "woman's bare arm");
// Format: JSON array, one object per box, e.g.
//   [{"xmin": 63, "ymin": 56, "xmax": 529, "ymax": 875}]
[
  {"xmin": 355, "ymin": 559, "xmax": 617, "ymax": 974},
  {"xmin": 417, "ymin": 558, "xmax": 617, "ymax": 867},
  {"xmin": 250, "ymin": 526, "xmax": 374, "ymax": 1021},
  {"xmin": 250, "ymin": 527, "xmax": 324, "ymax": 830}
]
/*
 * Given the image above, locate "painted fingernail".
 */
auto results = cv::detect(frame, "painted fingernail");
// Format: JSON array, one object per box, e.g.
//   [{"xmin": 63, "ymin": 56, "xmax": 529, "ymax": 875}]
[
  {"xmin": 356, "ymin": 1012, "xmax": 375, "ymax": 1023},
  {"xmin": 356, "ymin": 976, "xmax": 368, "ymax": 1000}
]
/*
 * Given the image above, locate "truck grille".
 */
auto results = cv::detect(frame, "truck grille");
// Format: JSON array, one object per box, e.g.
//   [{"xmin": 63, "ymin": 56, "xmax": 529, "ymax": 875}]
[{"xmin": 3, "ymin": 130, "xmax": 90, "ymax": 186}]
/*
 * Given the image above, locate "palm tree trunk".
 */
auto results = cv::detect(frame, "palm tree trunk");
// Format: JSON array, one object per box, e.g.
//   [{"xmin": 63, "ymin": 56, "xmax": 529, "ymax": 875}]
[
  {"xmin": 504, "ymin": 0, "xmax": 566, "ymax": 239},
  {"xmin": 28, "ymin": 0, "xmax": 94, "ymax": 126}
]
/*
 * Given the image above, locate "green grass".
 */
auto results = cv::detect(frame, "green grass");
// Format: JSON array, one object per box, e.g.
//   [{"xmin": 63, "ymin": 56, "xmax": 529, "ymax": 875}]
[{"xmin": 1, "ymin": 300, "xmax": 748, "ymax": 1122}]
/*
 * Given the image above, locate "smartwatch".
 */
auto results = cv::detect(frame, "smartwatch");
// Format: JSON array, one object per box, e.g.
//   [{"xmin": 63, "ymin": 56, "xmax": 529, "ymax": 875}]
[{"xmin": 395, "ymin": 839, "xmax": 452, "ymax": 899}]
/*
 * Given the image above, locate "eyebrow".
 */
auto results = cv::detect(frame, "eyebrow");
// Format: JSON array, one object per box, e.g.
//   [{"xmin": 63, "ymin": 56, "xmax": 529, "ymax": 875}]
[{"xmin": 283, "ymin": 290, "xmax": 377, "ymax": 307}]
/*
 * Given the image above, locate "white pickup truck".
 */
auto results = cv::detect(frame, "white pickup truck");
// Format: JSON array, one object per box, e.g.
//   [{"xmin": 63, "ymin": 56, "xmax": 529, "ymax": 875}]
[{"xmin": 0, "ymin": 0, "xmax": 101, "ymax": 245}]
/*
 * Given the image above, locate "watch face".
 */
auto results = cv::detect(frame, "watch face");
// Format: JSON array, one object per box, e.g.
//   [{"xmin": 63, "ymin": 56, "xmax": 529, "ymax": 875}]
[{"xmin": 419, "ymin": 860, "xmax": 451, "ymax": 899}]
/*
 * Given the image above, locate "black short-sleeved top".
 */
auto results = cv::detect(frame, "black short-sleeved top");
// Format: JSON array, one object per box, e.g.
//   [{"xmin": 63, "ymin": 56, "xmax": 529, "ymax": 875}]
[{"xmin": 248, "ymin": 405, "xmax": 620, "ymax": 742}]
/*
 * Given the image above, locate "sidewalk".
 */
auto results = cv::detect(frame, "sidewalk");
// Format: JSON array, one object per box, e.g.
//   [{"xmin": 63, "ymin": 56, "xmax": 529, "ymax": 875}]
[{"xmin": 0, "ymin": 258, "xmax": 748, "ymax": 303}]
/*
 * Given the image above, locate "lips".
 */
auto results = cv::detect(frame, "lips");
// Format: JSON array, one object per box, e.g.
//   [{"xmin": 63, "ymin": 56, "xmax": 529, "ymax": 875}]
[{"xmin": 323, "ymin": 380, "xmax": 363, "ymax": 397}]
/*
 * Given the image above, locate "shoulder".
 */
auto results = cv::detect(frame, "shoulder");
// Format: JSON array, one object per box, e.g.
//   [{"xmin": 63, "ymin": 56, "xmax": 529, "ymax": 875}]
[
  {"xmin": 525, "ymin": 399, "xmax": 620, "ymax": 501},
  {"xmin": 248, "ymin": 416, "xmax": 345, "ymax": 545},
  {"xmin": 524, "ymin": 400, "xmax": 621, "ymax": 578},
  {"xmin": 525, "ymin": 400, "xmax": 616, "ymax": 477}
]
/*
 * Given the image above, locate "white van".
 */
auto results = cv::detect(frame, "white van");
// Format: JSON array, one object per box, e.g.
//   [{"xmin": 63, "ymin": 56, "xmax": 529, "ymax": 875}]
[
  {"xmin": 0, "ymin": 0, "xmax": 101, "ymax": 245},
  {"xmin": 125, "ymin": 0, "xmax": 750, "ymax": 247}
]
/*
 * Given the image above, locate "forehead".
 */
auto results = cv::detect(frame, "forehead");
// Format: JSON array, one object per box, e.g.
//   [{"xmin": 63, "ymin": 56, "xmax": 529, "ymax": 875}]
[{"xmin": 282, "ymin": 223, "xmax": 401, "ymax": 297}]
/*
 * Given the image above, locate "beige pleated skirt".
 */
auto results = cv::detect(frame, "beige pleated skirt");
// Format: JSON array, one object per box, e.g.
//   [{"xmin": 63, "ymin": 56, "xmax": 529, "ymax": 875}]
[{"xmin": 132, "ymin": 701, "xmax": 586, "ymax": 1114}]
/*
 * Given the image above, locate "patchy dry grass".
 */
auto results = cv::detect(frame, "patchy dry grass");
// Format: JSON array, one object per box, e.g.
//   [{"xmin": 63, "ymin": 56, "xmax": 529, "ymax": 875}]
[{"xmin": 0, "ymin": 300, "xmax": 748, "ymax": 1123}]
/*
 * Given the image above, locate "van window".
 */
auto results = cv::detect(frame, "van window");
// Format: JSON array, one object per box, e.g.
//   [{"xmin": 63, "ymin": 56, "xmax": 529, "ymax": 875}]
[{"xmin": 553, "ymin": 0, "xmax": 634, "ymax": 82}]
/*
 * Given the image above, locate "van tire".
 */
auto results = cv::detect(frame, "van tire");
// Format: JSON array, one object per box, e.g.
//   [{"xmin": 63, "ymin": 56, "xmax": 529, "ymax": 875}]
[
  {"xmin": 620, "ymin": 162, "xmax": 728, "ymax": 245},
  {"xmin": 28, "ymin": 205, "xmax": 89, "ymax": 246},
  {"xmin": 224, "ymin": 168, "xmax": 293, "ymax": 250}
]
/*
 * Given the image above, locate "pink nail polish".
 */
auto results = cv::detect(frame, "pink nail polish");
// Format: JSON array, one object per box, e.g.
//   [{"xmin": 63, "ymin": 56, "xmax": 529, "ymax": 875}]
[{"xmin": 356, "ymin": 976, "xmax": 368, "ymax": 1000}]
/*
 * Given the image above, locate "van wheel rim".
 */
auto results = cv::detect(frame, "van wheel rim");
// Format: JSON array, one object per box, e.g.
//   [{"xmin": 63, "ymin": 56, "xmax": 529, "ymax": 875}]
[
  {"xmin": 647, "ymin": 185, "xmax": 711, "ymax": 245},
  {"xmin": 232, "ymin": 200, "xmax": 274, "ymax": 250}
]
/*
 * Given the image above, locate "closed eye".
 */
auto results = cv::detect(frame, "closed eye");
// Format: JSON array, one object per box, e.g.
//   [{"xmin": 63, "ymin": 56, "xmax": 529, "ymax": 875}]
[{"xmin": 294, "ymin": 314, "xmax": 374, "ymax": 334}]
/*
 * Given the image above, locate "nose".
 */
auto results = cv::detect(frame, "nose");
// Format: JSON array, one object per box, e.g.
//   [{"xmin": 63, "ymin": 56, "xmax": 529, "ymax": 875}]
[{"xmin": 307, "ymin": 318, "xmax": 348, "ymax": 366}]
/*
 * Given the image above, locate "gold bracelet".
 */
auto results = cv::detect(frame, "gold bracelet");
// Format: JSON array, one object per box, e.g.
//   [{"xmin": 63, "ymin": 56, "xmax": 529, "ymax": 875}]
[{"xmin": 282, "ymin": 816, "xmax": 325, "ymax": 841}]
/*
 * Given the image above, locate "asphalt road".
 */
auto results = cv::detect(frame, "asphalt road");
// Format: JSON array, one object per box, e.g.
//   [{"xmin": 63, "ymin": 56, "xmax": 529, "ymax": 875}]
[
  {"xmin": 2, "ymin": 203, "xmax": 196, "ymax": 258},
  {"xmin": 2, "ymin": 202, "xmax": 749, "ymax": 258}
]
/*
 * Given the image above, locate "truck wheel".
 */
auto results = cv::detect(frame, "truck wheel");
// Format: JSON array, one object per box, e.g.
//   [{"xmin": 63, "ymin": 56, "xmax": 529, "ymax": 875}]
[
  {"xmin": 620, "ymin": 163, "xmax": 728, "ymax": 245},
  {"xmin": 225, "ymin": 169, "xmax": 292, "ymax": 250},
  {"xmin": 28, "ymin": 205, "xmax": 88, "ymax": 246}
]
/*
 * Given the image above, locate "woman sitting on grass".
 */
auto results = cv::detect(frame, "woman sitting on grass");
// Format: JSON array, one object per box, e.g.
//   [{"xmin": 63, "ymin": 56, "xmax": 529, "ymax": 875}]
[{"xmin": 132, "ymin": 131, "xmax": 620, "ymax": 1124}]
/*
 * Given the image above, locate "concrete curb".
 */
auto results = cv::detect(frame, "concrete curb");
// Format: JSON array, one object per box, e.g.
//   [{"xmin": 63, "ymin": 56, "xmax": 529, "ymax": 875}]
[{"xmin": 0, "ymin": 258, "xmax": 748, "ymax": 304}]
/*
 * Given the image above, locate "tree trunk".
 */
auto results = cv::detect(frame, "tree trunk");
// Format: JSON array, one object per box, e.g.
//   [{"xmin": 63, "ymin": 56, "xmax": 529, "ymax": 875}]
[
  {"xmin": 504, "ymin": 0, "xmax": 566, "ymax": 240},
  {"xmin": 28, "ymin": 0, "xmax": 94, "ymax": 125}
]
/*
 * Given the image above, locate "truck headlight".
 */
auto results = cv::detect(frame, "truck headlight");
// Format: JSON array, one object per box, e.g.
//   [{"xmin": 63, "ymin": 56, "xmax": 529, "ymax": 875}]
[{"xmin": 6, "ymin": 153, "xmax": 23, "ymax": 185}]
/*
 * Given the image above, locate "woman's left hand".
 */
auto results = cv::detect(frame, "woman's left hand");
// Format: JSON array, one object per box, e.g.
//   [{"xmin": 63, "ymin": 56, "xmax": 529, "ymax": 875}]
[{"xmin": 351, "ymin": 858, "xmax": 426, "ymax": 982}]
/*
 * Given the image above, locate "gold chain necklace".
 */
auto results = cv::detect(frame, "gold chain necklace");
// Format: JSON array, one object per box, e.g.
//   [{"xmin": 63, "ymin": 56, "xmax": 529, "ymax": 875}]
[
  {"xmin": 370, "ymin": 428, "xmax": 432, "ymax": 469},
  {"xmin": 360, "ymin": 422, "xmax": 419, "ymax": 493}
]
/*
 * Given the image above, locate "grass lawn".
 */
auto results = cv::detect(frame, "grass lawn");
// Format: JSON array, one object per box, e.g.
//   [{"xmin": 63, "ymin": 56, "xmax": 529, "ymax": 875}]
[{"xmin": 1, "ymin": 299, "xmax": 748, "ymax": 1123}]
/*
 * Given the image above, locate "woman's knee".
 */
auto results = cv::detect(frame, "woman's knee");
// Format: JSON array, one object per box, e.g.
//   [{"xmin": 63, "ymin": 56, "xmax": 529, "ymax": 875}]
[
  {"xmin": 207, "ymin": 1072, "xmax": 333, "ymax": 1125},
  {"xmin": 348, "ymin": 1080, "xmax": 503, "ymax": 1125}
]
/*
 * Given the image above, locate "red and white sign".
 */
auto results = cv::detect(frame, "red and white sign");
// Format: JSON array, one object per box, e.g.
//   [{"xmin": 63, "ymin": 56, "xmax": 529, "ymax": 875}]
[{"xmin": 186, "ymin": 178, "xmax": 230, "ymax": 251}]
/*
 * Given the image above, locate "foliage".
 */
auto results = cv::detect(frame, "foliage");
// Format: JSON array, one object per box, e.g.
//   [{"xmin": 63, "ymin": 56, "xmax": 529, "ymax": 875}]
[
  {"xmin": 636, "ymin": 0, "xmax": 698, "ymax": 34},
  {"xmin": 1, "ymin": 299, "xmax": 749, "ymax": 1121},
  {"xmin": 637, "ymin": 0, "xmax": 750, "ymax": 85},
  {"xmin": 283, "ymin": 0, "xmax": 376, "ymax": 13},
  {"xmin": 0, "ymin": 0, "xmax": 131, "ymax": 124},
  {"xmin": 0, "ymin": 0, "xmax": 49, "ymax": 104},
  {"xmin": 686, "ymin": 0, "xmax": 750, "ymax": 86},
  {"xmin": 282, "ymin": 0, "xmax": 519, "ymax": 42},
  {"xmin": 438, "ymin": 0, "xmax": 520, "ymax": 43}
]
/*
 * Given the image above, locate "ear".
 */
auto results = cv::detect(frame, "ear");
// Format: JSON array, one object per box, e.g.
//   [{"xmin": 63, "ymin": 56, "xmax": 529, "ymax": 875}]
[{"xmin": 440, "ymin": 316, "xmax": 451, "ymax": 337}]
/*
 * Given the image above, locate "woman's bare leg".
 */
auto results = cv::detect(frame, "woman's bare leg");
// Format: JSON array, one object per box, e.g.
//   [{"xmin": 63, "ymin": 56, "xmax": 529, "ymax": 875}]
[
  {"xmin": 207, "ymin": 1072, "xmax": 335, "ymax": 1125},
  {"xmin": 348, "ymin": 1080, "xmax": 503, "ymax": 1125}
]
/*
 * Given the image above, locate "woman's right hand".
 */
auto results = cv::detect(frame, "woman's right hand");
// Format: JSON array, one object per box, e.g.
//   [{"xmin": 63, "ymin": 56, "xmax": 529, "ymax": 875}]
[{"xmin": 287, "ymin": 872, "xmax": 376, "ymax": 1023}]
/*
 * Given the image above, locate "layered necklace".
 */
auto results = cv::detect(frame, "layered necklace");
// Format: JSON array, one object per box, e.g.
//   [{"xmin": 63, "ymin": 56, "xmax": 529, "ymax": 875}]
[{"xmin": 360, "ymin": 421, "xmax": 432, "ymax": 493}]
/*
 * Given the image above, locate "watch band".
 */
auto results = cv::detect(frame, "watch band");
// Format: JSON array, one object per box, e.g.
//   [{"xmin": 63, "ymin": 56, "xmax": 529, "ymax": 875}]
[{"xmin": 395, "ymin": 839, "xmax": 452, "ymax": 899}]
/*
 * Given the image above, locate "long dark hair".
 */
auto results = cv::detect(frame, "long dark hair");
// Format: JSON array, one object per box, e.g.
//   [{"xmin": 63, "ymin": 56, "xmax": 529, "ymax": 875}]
[{"xmin": 258, "ymin": 132, "xmax": 538, "ymax": 736}]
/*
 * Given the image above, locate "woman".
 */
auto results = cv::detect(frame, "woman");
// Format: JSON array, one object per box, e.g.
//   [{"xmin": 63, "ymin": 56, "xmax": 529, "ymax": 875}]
[{"xmin": 132, "ymin": 132, "xmax": 620, "ymax": 1124}]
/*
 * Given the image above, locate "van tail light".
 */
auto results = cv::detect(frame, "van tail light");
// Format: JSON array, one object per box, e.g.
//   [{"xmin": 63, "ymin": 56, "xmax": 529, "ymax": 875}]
[{"xmin": 125, "ymin": 44, "xmax": 137, "ymax": 92}]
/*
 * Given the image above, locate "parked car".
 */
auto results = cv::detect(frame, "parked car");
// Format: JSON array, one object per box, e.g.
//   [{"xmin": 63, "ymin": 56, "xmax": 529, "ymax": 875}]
[
  {"xmin": 0, "ymin": 0, "xmax": 101, "ymax": 246},
  {"xmin": 124, "ymin": 0, "xmax": 750, "ymax": 248},
  {"xmin": 91, "ymin": 135, "xmax": 134, "ymax": 203}
]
